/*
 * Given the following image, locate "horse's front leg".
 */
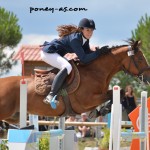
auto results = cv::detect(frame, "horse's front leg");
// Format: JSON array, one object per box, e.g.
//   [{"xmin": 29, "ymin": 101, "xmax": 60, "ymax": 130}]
[{"xmin": 89, "ymin": 89, "xmax": 125, "ymax": 118}]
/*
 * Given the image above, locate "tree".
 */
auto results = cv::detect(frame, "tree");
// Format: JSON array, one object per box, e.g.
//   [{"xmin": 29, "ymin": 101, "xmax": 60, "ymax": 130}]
[
  {"xmin": 132, "ymin": 14, "xmax": 150, "ymax": 63},
  {"xmin": 110, "ymin": 71, "xmax": 147, "ymax": 97},
  {"xmin": 0, "ymin": 7, "xmax": 22, "ymax": 76},
  {"xmin": 131, "ymin": 14, "xmax": 150, "ymax": 95},
  {"xmin": 110, "ymin": 14, "xmax": 150, "ymax": 96}
]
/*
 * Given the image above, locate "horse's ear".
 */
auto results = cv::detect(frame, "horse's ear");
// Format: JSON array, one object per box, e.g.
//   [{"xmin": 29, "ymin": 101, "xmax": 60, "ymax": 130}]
[
  {"xmin": 137, "ymin": 40, "xmax": 142, "ymax": 46},
  {"xmin": 135, "ymin": 40, "xmax": 139, "ymax": 46},
  {"xmin": 133, "ymin": 40, "xmax": 141, "ymax": 48},
  {"xmin": 133, "ymin": 40, "xmax": 141, "ymax": 52}
]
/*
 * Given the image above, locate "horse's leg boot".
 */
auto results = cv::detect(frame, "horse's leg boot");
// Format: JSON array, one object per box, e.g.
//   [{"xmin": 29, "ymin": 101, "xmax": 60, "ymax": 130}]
[
  {"xmin": 99, "ymin": 100, "xmax": 112, "ymax": 116},
  {"xmin": 88, "ymin": 109, "xmax": 100, "ymax": 119},
  {"xmin": 44, "ymin": 68, "xmax": 68, "ymax": 109}
]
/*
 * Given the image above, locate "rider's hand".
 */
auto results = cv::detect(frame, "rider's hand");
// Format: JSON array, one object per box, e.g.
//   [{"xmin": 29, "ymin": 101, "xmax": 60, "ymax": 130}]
[
  {"xmin": 64, "ymin": 53, "xmax": 79, "ymax": 61},
  {"xmin": 96, "ymin": 46, "xmax": 110, "ymax": 55}
]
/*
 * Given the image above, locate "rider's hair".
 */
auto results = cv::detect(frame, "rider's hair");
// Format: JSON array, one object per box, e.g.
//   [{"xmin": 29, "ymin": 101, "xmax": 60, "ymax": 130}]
[{"xmin": 57, "ymin": 25, "xmax": 82, "ymax": 38}]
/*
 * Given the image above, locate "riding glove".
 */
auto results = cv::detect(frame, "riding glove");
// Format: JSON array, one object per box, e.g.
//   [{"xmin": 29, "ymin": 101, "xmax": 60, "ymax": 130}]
[{"xmin": 96, "ymin": 46, "xmax": 110, "ymax": 55}]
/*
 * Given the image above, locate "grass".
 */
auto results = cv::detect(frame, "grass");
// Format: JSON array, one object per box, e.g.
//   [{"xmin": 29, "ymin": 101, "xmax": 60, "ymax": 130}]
[
  {"xmin": 77, "ymin": 137, "xmax": 131, "ymax": 150},
  {"xmin": 78, "ymin": 137, "xmax": 98, "ymax": 150}
]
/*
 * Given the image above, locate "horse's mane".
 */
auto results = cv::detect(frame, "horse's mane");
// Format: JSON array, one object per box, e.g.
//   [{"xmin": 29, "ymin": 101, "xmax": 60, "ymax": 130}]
[
  {"xmin": 109, "ymin": 39, "xmax": 136, "ymax": 50},
  {"xmin": 107, "ymin": 39, "xmax": 140, "ymax": 55},
  {"xmin": 110, "ymin": 44, "xmax": 127, "ymax": 49}
]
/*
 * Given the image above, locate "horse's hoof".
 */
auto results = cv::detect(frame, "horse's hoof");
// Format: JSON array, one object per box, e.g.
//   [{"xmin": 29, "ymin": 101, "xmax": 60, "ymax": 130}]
[
  {"xmin": 99, "ymin": 105, "xmax": 111, "ymax": 116},
  {"xmin": 89, "ymin": 109, "xmax": 99, "ymax": 119},
  {"xmin": 100, "ymin": 108, "xmax": 110, "ymax": 116}
]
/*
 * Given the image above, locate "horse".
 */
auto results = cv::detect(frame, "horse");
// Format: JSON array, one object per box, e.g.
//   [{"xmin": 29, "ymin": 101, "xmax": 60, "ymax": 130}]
[{"xmin": 0, "ymin": 40, "xmax": 150, "ymax": 124}]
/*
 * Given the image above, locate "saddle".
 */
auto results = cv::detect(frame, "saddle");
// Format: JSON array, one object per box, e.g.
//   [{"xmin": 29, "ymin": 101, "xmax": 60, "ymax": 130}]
[
  {"xmin": 34, "ymin": 61, "xmax": 80, "ymax": 116},
  {"xmin": 34, "ymin": 61, "xmax": 80, "ymax": 95}
]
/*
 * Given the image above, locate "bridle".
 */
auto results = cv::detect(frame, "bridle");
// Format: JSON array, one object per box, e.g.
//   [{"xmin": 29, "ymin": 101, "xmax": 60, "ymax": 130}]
[{"xmin": 121, "ymin": 49, "xmax": 150, "ymax": 84}]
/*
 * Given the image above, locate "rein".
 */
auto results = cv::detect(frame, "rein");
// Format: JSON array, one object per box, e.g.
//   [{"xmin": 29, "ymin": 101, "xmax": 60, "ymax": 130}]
[{"xmin": 121, "ymin": 50, "xmax": 150, "ymax": 83}]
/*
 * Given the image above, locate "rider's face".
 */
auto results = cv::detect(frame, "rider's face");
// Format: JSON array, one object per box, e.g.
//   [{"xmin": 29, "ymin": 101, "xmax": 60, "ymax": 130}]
[{"xmin": 82, "ymin": 28, "xmax": 94, "ymax": 39}]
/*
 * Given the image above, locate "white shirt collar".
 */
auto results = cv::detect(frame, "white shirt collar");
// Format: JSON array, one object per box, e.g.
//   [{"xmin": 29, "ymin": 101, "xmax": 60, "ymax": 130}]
[{"xmin": 82, "ymin": 36, "xmax": 87, "ymax": 45}]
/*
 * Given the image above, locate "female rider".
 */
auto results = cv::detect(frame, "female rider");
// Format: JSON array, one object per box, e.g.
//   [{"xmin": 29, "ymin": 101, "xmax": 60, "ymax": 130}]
[{"xmin": 41, "ymin": 18, "xmax": 110, "ymax": 109}]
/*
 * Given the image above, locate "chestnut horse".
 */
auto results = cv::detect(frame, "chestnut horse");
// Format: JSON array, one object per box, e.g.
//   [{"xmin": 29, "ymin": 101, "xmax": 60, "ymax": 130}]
[{"xmin": 0, "ymin": 40, "xmax": 150, "ymax": 124}]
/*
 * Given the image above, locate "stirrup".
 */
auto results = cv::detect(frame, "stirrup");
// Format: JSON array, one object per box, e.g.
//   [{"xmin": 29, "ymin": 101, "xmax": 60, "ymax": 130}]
[
  {"xmin": 43, "ymin": 98, "xmax": 50, "ymax": 104},
  {"xmin": 50, "ymin": 95, "xmax": 58, "ymax": 109},
  {"xmin": 43, "ymin": 95, "xmax": 52, "ymax": 104}
]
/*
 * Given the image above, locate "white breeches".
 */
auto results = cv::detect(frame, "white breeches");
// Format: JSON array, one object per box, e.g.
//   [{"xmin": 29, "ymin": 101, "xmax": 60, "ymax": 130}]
[{"xmin": 40, "ymin": 51, "xmax": 72, "ymax": 74}]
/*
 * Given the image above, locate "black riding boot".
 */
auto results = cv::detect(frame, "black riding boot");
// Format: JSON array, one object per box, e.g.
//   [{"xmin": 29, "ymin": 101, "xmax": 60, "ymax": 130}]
[{"xmin": 44, "ymin": 68, "xmax": 68, "ymax": 109}]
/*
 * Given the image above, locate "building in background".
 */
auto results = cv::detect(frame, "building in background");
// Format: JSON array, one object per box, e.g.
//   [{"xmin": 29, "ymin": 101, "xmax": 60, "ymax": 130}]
[{"xmin": 13, "ymin": 45, "xmax": 51, "ymax": 76}]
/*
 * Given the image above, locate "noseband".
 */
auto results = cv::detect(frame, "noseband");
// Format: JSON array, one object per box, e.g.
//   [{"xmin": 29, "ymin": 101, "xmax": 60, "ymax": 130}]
[{"xmin": 122, "ymin": 49, "xmax": 150, "ymax": 83}]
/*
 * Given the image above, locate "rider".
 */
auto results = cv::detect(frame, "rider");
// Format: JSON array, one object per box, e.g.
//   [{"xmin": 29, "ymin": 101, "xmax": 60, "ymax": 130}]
[{"xmin": 41, "ymin": 18, "xmax": 110, "ymax": 109}]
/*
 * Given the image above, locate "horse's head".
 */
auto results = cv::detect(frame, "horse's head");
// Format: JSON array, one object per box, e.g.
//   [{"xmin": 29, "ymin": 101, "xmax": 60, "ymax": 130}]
[{"xmin": 111, "ymin": 39, "xmax": 150, "ymax": 84}]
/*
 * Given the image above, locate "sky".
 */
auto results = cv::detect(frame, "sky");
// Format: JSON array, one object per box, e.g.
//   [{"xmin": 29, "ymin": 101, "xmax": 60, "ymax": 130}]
[{"xmin": 1, "ymin": 0, "xmax": 150, "ymax": 77}]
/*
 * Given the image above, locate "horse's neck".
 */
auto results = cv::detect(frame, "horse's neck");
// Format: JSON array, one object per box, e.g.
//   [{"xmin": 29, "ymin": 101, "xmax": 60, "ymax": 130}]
[
  {"xmin": 73, "ymin": 53, "xmax": 125, "ymax": 95},
  {"xmin": 90, "ymin": 53, "xmax": 124, "ymax": 86},
  {"xmin": 77, "ymin": 52, "xmax": 125, "ymax": 90},
  {"xmin": 86, "ymin": 53, "xmax": 123, "ymax": 76},
  {"xmin": 107, "ymin": 53, "xmax": 124, "ymax": 73}
]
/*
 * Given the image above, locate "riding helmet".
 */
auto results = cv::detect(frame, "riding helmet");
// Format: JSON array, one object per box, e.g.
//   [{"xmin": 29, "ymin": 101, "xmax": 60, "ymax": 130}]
[{"xmin": 78, "ymin": 18, "xmax": 96, "ymax": 30}]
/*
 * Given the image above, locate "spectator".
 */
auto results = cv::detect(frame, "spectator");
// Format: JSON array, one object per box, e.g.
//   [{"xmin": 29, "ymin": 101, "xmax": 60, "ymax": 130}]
[
  {"xmin": 78, "ymin": 113, "xmax": 91, "ymax": 138},
  {"xmin": 65, "ymin": 115, "xmax": 77, "ymax": 130},
  {"xmin": 38, "ymin": 116, "xmax": 48, "ymax": 131},
  {"xmin": 122, "ymin": 85, "xmax": 137, "ymax": 120},
  {"xmin": 0, "ymin": 121, "xmax": 9, "ymax": 138}
]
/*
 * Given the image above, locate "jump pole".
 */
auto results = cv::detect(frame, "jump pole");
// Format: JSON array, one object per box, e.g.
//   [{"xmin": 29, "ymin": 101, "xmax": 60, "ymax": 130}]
[
  {"xmin": 109, "ymin": 85, "xmax": 149, "ymax": 150},
  {"xmin": 20, "ymin": 79, "xmax": 27, "ymax": 128},
  {"xmin": 31, "ymin": 116, "xmax": 66, "ymax": 150},
  {"xmin": 20, "ymin": 51, "xmax": 28, "ymax": 128},
  {"xmin": 121, "ymin": 91, "xmax": 149, "ymax": 150},
  {"xmin": 58, "ymin": 117, "xmax": 65, "ymax": 150},
  {"xmin": 139, "ymin": 91, "xmax": 148, "ymax": 150},
  {"xmin": 109, "ymin": 85, "xmax": 122, "ymax": 150}
]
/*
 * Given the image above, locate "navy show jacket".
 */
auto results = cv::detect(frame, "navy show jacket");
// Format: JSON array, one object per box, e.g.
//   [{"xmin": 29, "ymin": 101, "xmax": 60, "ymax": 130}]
[{"xmin": 42, "ymin": 32, "xmax": 100, "ymax": 64}]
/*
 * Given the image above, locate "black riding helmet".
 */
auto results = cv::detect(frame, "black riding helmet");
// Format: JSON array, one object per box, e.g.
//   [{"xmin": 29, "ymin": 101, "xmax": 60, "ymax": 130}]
[{"xmin": 78, "ymin": 18, "xmax": 96, "ymax": 30}]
